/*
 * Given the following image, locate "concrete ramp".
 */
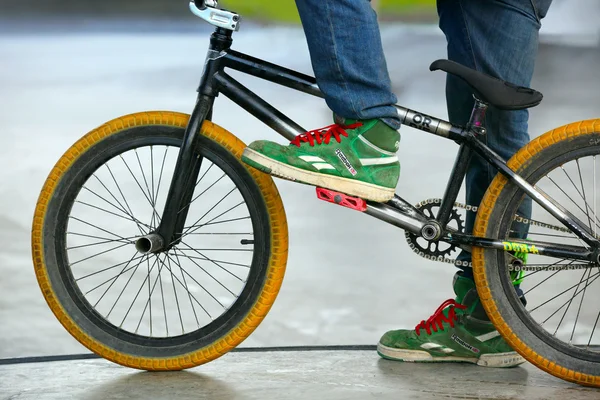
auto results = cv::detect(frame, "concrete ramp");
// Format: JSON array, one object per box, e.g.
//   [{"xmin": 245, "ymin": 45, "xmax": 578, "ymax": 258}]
[{"xmin": 1, "ymin": 348, "xmax": 598, "ymax": 400}]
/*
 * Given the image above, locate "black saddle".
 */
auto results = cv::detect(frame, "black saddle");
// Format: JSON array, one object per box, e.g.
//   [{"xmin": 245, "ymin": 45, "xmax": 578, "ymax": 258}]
[{"xmin": 430, "ymin": 59, "xmax": 543, "ymax": 110}]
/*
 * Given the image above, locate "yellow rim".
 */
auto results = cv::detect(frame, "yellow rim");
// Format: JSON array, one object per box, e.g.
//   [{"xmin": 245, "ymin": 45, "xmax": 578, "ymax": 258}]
[
  {"xmin": 473, "ymin": 119, "xmax": 600, "ymax": 387},
  {"xmin": 31, "ymin": 111, "xmax": 289, "ymax": 370}
]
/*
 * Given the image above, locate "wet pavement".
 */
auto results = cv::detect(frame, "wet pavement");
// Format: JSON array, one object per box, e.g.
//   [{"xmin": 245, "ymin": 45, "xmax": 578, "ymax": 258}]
[{"xmin": 3, "ymin": 350, "xmax": 600, "ymax": 400}]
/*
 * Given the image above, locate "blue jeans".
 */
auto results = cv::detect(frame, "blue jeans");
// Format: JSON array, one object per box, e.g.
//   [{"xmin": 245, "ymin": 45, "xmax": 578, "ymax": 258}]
[{"xmin": 296, "ymin": 0, "xmax": 552, "ymax": 274}]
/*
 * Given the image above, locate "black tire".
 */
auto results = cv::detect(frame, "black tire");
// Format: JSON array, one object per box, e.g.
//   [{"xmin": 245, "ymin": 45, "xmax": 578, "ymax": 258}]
[{"xmin": 473, "ymin": 119, "xmax": 600, "ymax": 387}]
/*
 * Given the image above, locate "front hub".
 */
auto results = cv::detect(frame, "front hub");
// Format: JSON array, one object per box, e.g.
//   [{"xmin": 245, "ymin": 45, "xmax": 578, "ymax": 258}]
[{"xmin": 135, "ymin": 233, "xmax": 165, "ymax": 254}]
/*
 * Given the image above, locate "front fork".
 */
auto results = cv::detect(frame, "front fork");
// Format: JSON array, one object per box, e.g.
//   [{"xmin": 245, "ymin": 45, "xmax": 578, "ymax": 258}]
[
  {"xmin": 153, "ymin": 28, "xmax": 233, "ymax": 249},
  {"xmin": 155, "ymin": 95, "xmax": 214, "ymax": 248}
]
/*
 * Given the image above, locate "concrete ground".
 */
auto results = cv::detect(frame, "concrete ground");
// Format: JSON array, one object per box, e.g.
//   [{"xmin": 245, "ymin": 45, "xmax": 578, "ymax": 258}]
[
  {"xmin": 2, "ymin": 350, "xmax": 600, "ymax": 400},
  {"xmin": 1, "ymin": 10, "xmax": 600, "ymax": 398}
]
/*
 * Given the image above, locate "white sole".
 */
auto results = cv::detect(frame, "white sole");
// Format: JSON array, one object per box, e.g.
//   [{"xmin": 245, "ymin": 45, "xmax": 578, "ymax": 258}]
[
  {"xmin": 377, "ymin": 343, "xmax": 526, "ymax": 368},
  {"xmin": 243, "ymin": 148, "xmax": 396, "ymax": 203}
]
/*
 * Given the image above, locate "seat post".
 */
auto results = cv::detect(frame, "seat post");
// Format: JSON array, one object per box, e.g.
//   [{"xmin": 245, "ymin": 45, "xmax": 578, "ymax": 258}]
[
  {"xmin": 468, "ymin": 96, "xmax": 488, "ymax": 136},
  {"xmin": 435, "ymin": 96, "xmax": 487, "ymax": 227}
]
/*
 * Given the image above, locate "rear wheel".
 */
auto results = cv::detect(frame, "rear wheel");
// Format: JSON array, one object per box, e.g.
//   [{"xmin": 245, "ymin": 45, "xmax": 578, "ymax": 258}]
[
  {"xmin": 32, "ymin": 111, "xmax": 288, "ymax": 370},
  {"xmin": 473, "ymin": 119, "xmax": 600, "ymax": 386}
]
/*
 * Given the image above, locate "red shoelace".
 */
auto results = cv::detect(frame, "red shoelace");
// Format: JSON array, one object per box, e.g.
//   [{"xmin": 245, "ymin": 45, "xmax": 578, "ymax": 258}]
[
  {"xmin": 290, "ymin": 122, "xmax": 363, "ymax": 147},
  {"xmin": 415, "ymin": 299, "xmax": 467, "ymax": 336}
]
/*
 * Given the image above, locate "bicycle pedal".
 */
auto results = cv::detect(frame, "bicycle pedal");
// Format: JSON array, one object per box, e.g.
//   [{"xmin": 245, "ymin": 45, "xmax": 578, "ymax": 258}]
[{"xmin": 316, "ymin": 187, "xmax": 367, "ymax": 212}]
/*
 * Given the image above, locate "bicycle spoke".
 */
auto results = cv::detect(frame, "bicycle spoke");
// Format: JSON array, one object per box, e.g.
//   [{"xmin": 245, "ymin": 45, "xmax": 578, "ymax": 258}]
[
  {"xmin": 545, "ymin": 175, "xmax": 600, "ymax": 233},
  {"xmin": 189, "ymin": 232, "xmax": 254, "ymax": 235},
  {"xmin": 570, "ymin": 268, "xmax": 593, "ymax": 344},
  {"xmin": 134, "ymin": 148, "xmax": 160, "ymax": 230},
  {"xmin": 67, "ymin": 235, "xmax": 137, "ymax": 251},
  {"xmin": 149, "ymin": 146, "xmax": 158, "ymax": 230},
  {"xmin": 588, "ymin": 291, "xmax": 600, "ymax": 348},
  {"xmin": 69, "ymin": 216, "xmax": 130, "ymax": 242},
  {"xmin": 77, "ymin": 253, "xmax": 145, "ymax": 283},
  {"xmin": 530, "ymin": 270, "xmax": 600, "ymax": 314},
  {"xmin": 161, "ymin": 252, "xmax": 214, "ymax": 318},
  {"xmin": 75, "ymin": 200, "xmax": 151, "ymax": 230},
  {"xmin": 173, "ymin": 251, "xmax": 200, "ymax": 329},
  {"xmin": 173, "ymin": 186, "xmax": 238, "ymax": 245},
  {"xmin": 183, "ymin": 166, "xmax": 220, "ymax": 211},
  {"xmin": 595, "ymin": 156, "xmax": 597, "ymax": 238},
  {"xmin": 135, "ymin": 149, "xmax": 154, "ymax": 208},
  {"xmin": 86, "ymin": 253, "xmax": 144, "ymax": 299},
  {"xmin": 560, "ymin": 166, "xmax": 600, "ymax": 232},
  {"xmin": 170, "ymin": 246, "xmax": 237, "ymax": 299},
  {"xmin": 95, "ymin": 168, "xmax": 145, "ymax": 235},
  {"xmin": 135, "ymin": 259, "xmax": 161, "ymax": 337},
  {"xmin": 201, "ymin": 216, "xmax": 251, "ymax": 227},
  {"xmin": 105, "ymin": 254, "xmax": 148, "ymax": 318},
  {"xmin": 119, "ymin": 254, "xmax": 162, "ymax": 328},
  {"xmin": 164, "ymin": 251, "xmax": 223, "ymax": 311},
  {"xmin": 147, "ymin": 256, "xmax": 153, "ymax": 336},
  {"xmin": 529, "ymin": 273, "xmax": 600, "ymax": 315},
  {"xmin": 522, "ymin": 260, "xmax": 570, "ymax": 293},
  {"xmin": 181, "ymin": 201, "xmax": 248, "ymax": 240},
  {"xmin": 185, "ymin": 248, "xmax": 253, "ymax": 252},
  {"xmin": 69, "ymin": 241, "xmax": 131, "ymax": 267},
  {"xmin": 151, "ymin": 146, "xmax": 170, "ymax": 229},
  {"xmin": 182, "ymin": 201, "xmax": 246, "ymax": 239},
  {"xmin": 68, "ymin": 231, "xmax": 134, "ymax": 245},
  {"xmin": 166, "ymin": 255, "xmax": 185, "ymax": 335},
  {"xmin": 119, "ymin": 154, "xmax": 160, "ymax": 221},
  {"xmin": 81, "ymin": 186, "xmax": 136, "ymax": 225},
  {"xmin": 541, "ymin": 272, "xmax": 600, "ymax": 331},
  {"xmin": 170, "ymin": 252, "xmax": 250, "ymax": 268},
  {"xmin": 177, "ymin": 241, "xmax": 245, "ymax": 283},
  {"xmin": 158, "ymin": 253, "xmax": 168, "ymax": 337},
  {"xmin": 576, "ymin": 159, "xmax": 594, "ymax": 234},
  {"xmin": 511, "ymin": 231, "xmax": 577, "ymax": 240},
  {"xmin": 134, "ymin": 256, "xmax": 163, "ymax": 335},
  {"xmin": 196, "ymin": 162, "xmax": 215, "ymax": 187},
  {"xmin": 553, "ymin": 267, "xmax": 590, "ymax": 336}
]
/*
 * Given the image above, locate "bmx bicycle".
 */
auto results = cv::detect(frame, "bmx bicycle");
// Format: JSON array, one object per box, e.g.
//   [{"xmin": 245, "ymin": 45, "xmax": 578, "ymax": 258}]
[{"xmin": 31, "ymin": 0, "xmax": 600, "ymax": 386}]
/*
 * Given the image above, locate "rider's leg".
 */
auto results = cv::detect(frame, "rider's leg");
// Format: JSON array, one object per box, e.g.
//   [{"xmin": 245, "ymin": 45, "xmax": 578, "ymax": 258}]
[
  {"xmin": 378, "ymin": 0, "xmax": 552, "ymax": 365},
  {"xmin": 444, "ymin": 0, "xmax": 553, "ymax": 277},
  {"xmin": 295, "ymin": 0, "xmax": 400, "ymax": 129},
  {"xmin": 242, "ymin": 0, "xmax": 401, "ymax": 203}
]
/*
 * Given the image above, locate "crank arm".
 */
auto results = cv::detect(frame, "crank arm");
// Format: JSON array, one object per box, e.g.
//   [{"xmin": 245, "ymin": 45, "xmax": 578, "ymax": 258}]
[{"xmin": 316, "ymin": 189, "xmax": 432, "ymax": 235}]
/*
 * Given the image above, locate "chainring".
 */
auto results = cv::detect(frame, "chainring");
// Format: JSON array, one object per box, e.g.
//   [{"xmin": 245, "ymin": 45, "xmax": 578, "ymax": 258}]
[{"xmin": 405, "ymin": 200, "xmax": 464, "ymax": 258}]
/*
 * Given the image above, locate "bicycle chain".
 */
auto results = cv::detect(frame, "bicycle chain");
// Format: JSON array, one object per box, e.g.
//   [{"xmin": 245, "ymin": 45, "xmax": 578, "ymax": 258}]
[{"xmin": 405, "ymin": 198, "xmax": 592, "ymax": 271}]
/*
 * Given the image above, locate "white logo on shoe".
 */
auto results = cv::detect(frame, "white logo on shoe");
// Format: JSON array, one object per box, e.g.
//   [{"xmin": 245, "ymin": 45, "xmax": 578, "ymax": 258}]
[{"xmin": 335, "ymin": 149, "xmax": 357, "ymax": 176}]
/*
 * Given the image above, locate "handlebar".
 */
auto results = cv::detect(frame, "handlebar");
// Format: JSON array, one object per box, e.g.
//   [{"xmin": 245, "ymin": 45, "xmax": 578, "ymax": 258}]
[{"xmin": 189, "ymin": 0, "xmax": 240, "ymax": 31}]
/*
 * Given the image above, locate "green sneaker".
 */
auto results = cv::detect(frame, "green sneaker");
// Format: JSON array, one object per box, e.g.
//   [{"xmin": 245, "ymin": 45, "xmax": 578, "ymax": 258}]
[
  {"xmin": 241, "ymin": 117, "xmax": 400, "ymax": 202},
  {"xmin": 377, "ymin": 272, "xmax": 525, "ymax": 368}
]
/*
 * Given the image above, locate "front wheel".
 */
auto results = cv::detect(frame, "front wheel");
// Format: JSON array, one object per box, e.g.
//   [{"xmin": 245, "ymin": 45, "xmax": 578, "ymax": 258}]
[
  {"xmin": 32, "ymin": 111, "xmax": 288, "ymax": 370},
  {"xmin": 473, "ymin": 119, "xmax": 600, "ymax": 387}
]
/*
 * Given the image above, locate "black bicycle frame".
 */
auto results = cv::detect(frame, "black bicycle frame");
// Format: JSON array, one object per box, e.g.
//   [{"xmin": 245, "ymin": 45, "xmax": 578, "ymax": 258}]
[{"xmin": 155, "ymin": 27, "xmax": 599, "ymax": 264}]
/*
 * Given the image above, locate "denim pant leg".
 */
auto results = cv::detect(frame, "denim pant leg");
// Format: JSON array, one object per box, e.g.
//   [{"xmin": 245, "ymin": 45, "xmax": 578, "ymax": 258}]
[
  {"xmin": 295, "ymin": 0, "xmax": 401, "ymax": 129},
  {"xmin": 438, "ymin": 0, "xmax": 552, "ymax": 278}
]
